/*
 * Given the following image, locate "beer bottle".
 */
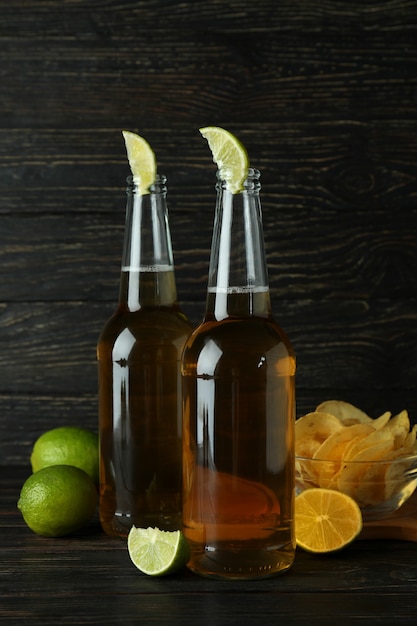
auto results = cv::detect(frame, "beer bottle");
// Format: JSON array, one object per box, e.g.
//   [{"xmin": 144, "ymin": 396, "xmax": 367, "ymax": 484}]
[
  {"xmin": 182, "ymin": 166, "xmax": 296, "ymax": 579},
  {"xmin": 98, "ymin": 166, "xmax": 192, "ymax": 537}
]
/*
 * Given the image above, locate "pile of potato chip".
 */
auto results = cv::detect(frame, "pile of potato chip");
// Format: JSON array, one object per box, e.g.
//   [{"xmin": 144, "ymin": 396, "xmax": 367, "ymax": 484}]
[{"xmin": 295, "ymin": 400, "xmax": 417, "ymax": 512}]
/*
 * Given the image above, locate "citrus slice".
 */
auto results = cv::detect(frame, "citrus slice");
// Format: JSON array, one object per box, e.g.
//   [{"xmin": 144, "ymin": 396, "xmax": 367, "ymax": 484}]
[
  {"xmin": 295, "ymin": 488, "xmax": 363, "ymax": 553},
  {"xmin": 122, "ymin": 130, "xmax": 157, "ymax": 195},
  {"xmin": 127, "ymin": 526, "xmax": 190, "ymax": 576},
  {"xmin": 199, "ymin": 126, "xmax": 249, "ymax": 194}
]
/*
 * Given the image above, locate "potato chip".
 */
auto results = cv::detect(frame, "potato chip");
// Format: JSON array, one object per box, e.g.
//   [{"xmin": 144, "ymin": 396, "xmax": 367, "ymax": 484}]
[
  {"xmin": 372, "ymin": 411, "xmax": 392, "ymax": 430},
  {"xmin": 340, "ymin": 427, "xmax": 376, "ymax": 461},
  {"xmin": 384, "ymin": 410, "xmax": 410, "ymax": 448},
  {"xmin": 315, "ymin": 458, "xmax": 341, "ymax": 488},
  {"xmin": 337, "ymin": 441, "xmax": 394, "ymax": 503},
  {"xmin": 384, "ymin": 450, "xmax": 417, "ymax": 502},
  {"xmin": 295, "ymin": 411, "xmax": 344, "ymax": 459},
  {"xmin": 295, "ymin": 437, "xmax": 321, "ymax": 460},
  {"xmin": 315, "ymin": 400, "xmax": 372, "ymax": 426},
  {"xmin": 351, "ymin": 460, "xmax": 388, "ymax": 506},
  {"xmin": 342, "ymin": 428, "xmax": 395, "ymax": 462},
  {"xmin": 350, "ymin": 440, "xmax": 395, "ymax": 464},
  {"xmin": 313, "ymin": 423, "xmax": 374, "ymax": 462},
  {"xmin": 295, "ymin": 457, "xmax": 318, "ymax": 488},
  {"xmin": 404, "ymin": 424, "xmax": 417, "ymax": 449},
  {"xmin": 313, "ymin": 424, "xmax": 374, "ymax": 488}
]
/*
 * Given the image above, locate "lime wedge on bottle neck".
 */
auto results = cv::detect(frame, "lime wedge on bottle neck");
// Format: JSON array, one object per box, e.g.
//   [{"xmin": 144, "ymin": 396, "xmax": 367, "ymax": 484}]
[
  {"xmin": 122, "ymin": 130, "xmax": 157, "ymax": 195},
  {"xmin": 127, "ymin": 526, "xmax": 190, "ymax": 576},
  {"xmin": 199, "ymin": 126, "xmax": 249, "ymax": 194}
]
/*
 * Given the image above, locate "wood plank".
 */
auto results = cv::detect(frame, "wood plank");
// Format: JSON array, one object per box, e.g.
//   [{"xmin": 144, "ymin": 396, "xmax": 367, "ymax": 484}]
[
  {"xmin": 0, "ymin": 124, "xmax": 416, "ymax": 303},
  {"xmin": 1, "ymin": 122, "xmax": 416, "ymax": 205},
  {"xmin": 0, "ymin": 299, "xmax": 416, "ymax": 392},
  {"xmin": 1, "ymin": 588, "xmax": 417, "ymax": 625},
  {"xmin": 0, "ymin": 7, "xmax": 416, "ymax": 129},
  {"xmin": 0, "ymin": 205, "xmax": 415, "ymax": 301},
  {"xmin": 1, "ymin": 0, "xmax": 415, "ymax": 34},
  {"xmin": 2, "ymin": 39, "xmax": 416, "ymax": 128},
  {"xmin": 3, "ymin": 387, "xmax": 417, "ymax": 466},
  {"xmin": 2, "ymin": 466, "xmax": 417, "ymax": 624}
]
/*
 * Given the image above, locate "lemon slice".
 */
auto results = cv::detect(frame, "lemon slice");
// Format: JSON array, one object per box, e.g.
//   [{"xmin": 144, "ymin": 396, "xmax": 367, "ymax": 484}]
[
  {"xmin": 127, "ymin": 526, "xmax": 190, "ymax": 576},
  {"xmin": 122, "ymin": 130, "xmax": 157, "ymax": 195},
  {"xmin": 199, "ymin": 126, "xmax": 249, "ymax": 194},
  {"xmin": 295, "ymin": 488, "xmax": 363, "ymax": 553}
]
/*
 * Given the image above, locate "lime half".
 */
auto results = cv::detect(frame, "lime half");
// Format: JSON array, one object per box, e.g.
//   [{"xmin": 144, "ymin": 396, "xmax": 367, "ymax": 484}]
[
  {"xmin": 122, "ymin": 130, "xmax": 157, "ymax": 195},
  {"xmin": 199, "ymin": 126, "xmax": 249, "ymax": 194},
  {"xmin": 127, "ymin": 526, "xmax": 190, "ymax": 576}
]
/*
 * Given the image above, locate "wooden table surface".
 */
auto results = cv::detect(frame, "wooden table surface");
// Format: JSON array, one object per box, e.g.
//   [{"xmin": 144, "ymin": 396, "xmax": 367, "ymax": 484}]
[{"xmin": 2, "ymin": 467, "xmax": 417, "ymax": 625}]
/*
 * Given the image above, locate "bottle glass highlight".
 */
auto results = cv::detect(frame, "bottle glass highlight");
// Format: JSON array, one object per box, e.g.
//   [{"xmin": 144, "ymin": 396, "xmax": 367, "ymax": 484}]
[{"xmin": 182, "ymin": 169, "xmax": 296, "ymax": 579}]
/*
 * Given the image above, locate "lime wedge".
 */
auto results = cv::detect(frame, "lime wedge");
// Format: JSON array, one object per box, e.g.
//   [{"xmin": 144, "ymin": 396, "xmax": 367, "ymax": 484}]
[
  {"xmin": 122, "ymin": 130, "xmax": 157, "ymax": 195},
  {"xmin": 127, "ymin": 526, "xmax": 190, "ymax": 576},
  {"xmin": 199, "ymin": 126, "xmax": 249, "ymax": 194}
]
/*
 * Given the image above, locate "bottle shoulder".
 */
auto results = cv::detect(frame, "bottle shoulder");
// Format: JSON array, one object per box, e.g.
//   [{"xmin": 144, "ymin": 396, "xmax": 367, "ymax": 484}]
[
  {"xmin": 98, "ymin": 306, "xmax": 193, "ymax": 345},
  {"xmin": 183, "ymin": 316, "xmax": 295, "ymax": 367}
]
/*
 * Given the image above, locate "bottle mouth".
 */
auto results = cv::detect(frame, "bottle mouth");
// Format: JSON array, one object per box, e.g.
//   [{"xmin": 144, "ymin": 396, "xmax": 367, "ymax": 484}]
[
  {"xmin": 215, "ymin": 167, "xmax": 261, "ymax": 191},
  {"xmin": 126, "ymin": 174, "xmax": 167, "ymax": 194}
]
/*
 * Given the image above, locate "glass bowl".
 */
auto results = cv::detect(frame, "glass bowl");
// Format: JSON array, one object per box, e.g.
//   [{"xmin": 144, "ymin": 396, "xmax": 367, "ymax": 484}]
[{"xmin": 295, "ymin": 453, "xmax": 417, "ymax": 522}]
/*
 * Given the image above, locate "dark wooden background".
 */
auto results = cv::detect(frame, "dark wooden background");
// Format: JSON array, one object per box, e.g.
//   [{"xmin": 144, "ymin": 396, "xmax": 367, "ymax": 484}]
[{"xmin": 1, "ymin": 0, "xmax": 416, "ymax": 467}]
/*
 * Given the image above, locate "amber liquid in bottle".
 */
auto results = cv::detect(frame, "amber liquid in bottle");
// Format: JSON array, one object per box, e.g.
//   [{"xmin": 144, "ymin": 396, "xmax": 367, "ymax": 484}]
[
  {"xmin": 98, "ymin": 176, "xmax": 192, "ymax": 537},
  {"xmin": 182, "ymin": 170, "xmax": 296, "ymax": 579}
]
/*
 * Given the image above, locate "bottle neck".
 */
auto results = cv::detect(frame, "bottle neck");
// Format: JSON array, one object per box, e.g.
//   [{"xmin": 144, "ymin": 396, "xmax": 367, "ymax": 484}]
[
  {"xmin": 205, "ymin": 168, "xmax": 272, "ymax": 320},
  {"xmin": 119, "ymin": 175, "xmax": 178, "ymax": 311}
]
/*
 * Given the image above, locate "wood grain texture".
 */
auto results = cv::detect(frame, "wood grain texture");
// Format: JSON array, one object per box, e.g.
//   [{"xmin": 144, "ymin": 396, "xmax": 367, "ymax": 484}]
[
  {"xmin": 0, "ymin": 298, "xmax": 416, "ymax": 389},
  {"xmin": 2, "ymin": 467, "xmax": 417, "ymax": 625},
  {"xmin": 0, "ymin": 467, "xmax": 417, "ymax": 626},
  {"xmin": 0, "ymin": 0, "xmax": 416, "ymax": 464}
]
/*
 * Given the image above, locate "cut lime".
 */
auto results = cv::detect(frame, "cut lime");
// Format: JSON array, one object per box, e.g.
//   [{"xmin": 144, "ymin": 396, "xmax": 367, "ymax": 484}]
[
  {"xmin": 199, "ymin": 126, "xmax": 249, "ymax": 194},
  {"xmin": 127, "ymin": 526, "xmax": 190, "ymax": 576},
  {"xmin": 122, "ymin": 130, "xmax": 157, "ymax": 195}
]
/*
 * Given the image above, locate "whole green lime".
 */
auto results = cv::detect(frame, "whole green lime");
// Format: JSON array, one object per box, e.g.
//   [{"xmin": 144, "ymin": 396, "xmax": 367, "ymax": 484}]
[
  {"xmin": 30, "ymin": 426, "xmax": 99, "ymax": 484},
  {"xmin": 17, "ymin": 465, "xmax": 97, "ymax": 537}
]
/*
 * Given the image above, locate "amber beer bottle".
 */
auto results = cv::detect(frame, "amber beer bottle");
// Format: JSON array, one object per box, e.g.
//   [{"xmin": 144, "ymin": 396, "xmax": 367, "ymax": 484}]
[
  {"xmin": 98, "ymin": 175, "xmax": 192, "ymax": 537},
  {"xmin": 181, "ymin": 168, "xmax": 296, "ymax": 579}
]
